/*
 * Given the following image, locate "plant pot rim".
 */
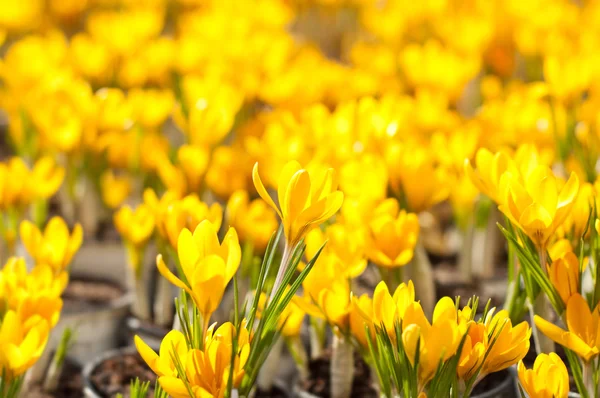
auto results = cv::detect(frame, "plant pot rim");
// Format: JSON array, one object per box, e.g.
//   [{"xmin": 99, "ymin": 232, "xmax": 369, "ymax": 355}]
[
  {"xmin": 64, "ymin": 273, "xmax": 133, "ymax": 315},
  {"xmin": 82, "ymin": 346, "xmax": 139, "ymax": 398}
]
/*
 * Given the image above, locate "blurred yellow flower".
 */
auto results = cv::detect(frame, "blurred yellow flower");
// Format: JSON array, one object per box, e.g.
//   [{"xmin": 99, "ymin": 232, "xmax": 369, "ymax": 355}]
[
  {"xmin": 226, "ymin": 189, "xmax": 278, "ymax": 253},
  {"xmin": 465, "ymin": 148, "xmax": 515, "ymax": 204},
  {"xmin": 389, "ymin": 144, "xmax": 450, "ymax": 213},
  {"xmin": 100, "ymin": 170, "xmax": 131, "ymax": 209},
  {"xmin": 20, "ymin": 217, "xmax": 83, "ymax": 274},
  {"xmin": 305, "ymin": 222, "xmax": 367, "ymax": 278},
  {"xmin": 0, "ymin": 311, "xmax": 49, "ymax": 380},
  {"xmin": 114, "ymin": 204, "xmax": 155, "ymax": 274},
  {"xmin": 366, "ymin": 199, "xmax": 419, "ymax": 268}
]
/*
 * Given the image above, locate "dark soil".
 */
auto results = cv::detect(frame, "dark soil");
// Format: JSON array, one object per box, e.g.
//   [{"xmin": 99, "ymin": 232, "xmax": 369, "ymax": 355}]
[
  {"xmin": 434, "ymin": 263, "xmax": 505, "ymax": 311},
  {"xmin": 62, "ymin": 277, "xmax": 124, "ymax": 313},
  {"xmin": 256, "ymin": 385, "xmax": 289, "ymax": 398},
  {"xmin": 471, "ymin": 369, "xmax": 513, "ymax": 396},
  {"xmin": 303, "ymin": 351, "xmax": 378, "ymax": 398},
  {"xmin": 90, "ymin": 351, "xmax": 156, "ymax": 397},
  {"xmin": 27, "ymin": 358, "xmax": 83, "ymax": 398}
]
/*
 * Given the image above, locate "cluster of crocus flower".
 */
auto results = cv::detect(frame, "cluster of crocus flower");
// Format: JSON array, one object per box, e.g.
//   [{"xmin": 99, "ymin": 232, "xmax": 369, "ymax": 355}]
[
  {"xmin": 345, "ymin": 280, "xmax": 531, "ymax": 397},
  {"xmin": 3, "ymin": 0, "xmax": 600, "ymax": 397},
  {"xmin": 0, "ymin": 215, "xmax": 81, "ymax": 396}
]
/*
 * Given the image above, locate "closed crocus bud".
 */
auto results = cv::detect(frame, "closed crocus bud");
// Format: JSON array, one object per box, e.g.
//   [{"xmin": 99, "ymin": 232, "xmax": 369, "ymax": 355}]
[
  {"xmin": 0, "ymin": 311, "xmax": 49, "ymax": 380},
  {"xmin": 253, "ymin": 160, "xmax": 344, "ymax": 247},
  {"xmin": 226, "ymin": 189, "xmax": 278, "ymax": 253},
  {"xmin": 548, "ymin": 251, "xmax": 580, "ymax": 305},
  {"xmin": 498, "ymin": 165, "xmax": 579, "ymax": 249},
  {"xmin": 0, "ymin": 157, "xmax": 30, "ymax": 210},
  {"xmin": 177, "ymin": 145, "xmax": 210, "ymax": 194},
  {"xmin": 20, "ymin": 217, "xmax": 83, "ymax": 274},
  {"xmin": 366, "ymin": 199, "xmax": 419, "ymax": 268},
  {"xmin": 518, "ymin": 353, "xmax": 569, "ymax": 398},
  {"xmin": 156, "ymin": 220, "xmax": 240, "ymax": 321},
  {"xmin": 349, "ymin": 294, "xmax": 374, "ymax": 348},
  {"xmin": 558, "ymin": 182, "xmax": 596, "ymax": 239},
  {"xmin": 100, "ymin": 170, "xmax": 131, "ymax": 209}
]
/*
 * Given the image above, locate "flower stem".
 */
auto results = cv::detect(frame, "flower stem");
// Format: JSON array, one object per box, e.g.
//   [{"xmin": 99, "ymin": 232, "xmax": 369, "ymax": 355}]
[
  {"xmin": 534, "ymin": 248, "xmax": 554, "ymax": 353},
  {"xmin": 269, "ymin": 244, "xmax": 292, "ymax": 303},
  {"xmin": 331, "ymin": 334, "xmax": 354, "ymax": 398}
]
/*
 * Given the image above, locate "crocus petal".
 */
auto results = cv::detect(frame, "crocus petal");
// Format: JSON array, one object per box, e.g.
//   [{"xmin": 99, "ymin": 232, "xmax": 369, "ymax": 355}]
[{"xmin": 252, "ymin": 163, "xmax": 281, "ymax": 218}]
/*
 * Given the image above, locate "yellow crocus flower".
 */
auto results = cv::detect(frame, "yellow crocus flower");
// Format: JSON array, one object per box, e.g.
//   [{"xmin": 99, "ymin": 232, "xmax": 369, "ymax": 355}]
[
  {"xmin": 535, "ymin": 293, "xmax": 600, "ymax": 362},
  {"xmin": 372, "ymin": 280, "xmax": 416, "ymax": 336},
  {"xmin": 498, "ymin": 166, "xmax": 579, "ymax": 248},
  {"xmin": 305, "ymin": 222, "xmax": 367, "ymax": 278},
  {"xmin": 252, "ymin": 160, "xmax": 344, "ymax": 247},
  {"xmin": 518, "ymin": 353, "xmax": 569, "ymax": 398},
  {"xmin": 0, "ymin": 157, "xmax": 31, "ymax": 210},
  {"xmin": 19, "ymin": 217, "xmax": 83, "ymax": 274},
  {"xmin": 114, "ymin": 205, "xmax": 155, "ymax": 248},
  {"xmin": 163, "ymin": 196, "xmax": 223, "ymax": 250},
  {"xmin": 0, "ymin": 258, "xmax": 66, "ymax": 328},
  {"xmin": 156, "ymin": 220, "xmax": 241, "ymax": 321},
  {"xmin": 100, "ymin": 170, "xmax": 131, "ymax": 209},
  {"xmin": 349, "ymin": 293, "xmax": 374, "ymax": 347},
  {"xmin": 177, "ymin": 144, "xmax": 210, "ymax": 194},
  {"xmin": 547, "ymin": 251, "xmax": 580, "ymax": 305},
  {"xmin": 390, "ymin": 145, "xmax": 450, "ymax": 213},
  {"xmin": 366, "ymin": 199, "xmax": 419, "ymax": 268},
  {"xmin": 114, "ymin": 204, "xmax": 155, "ymax": 275},
  {"xmin": 402, "ymin": 297, "xmax": 462, "ymax": 384},
  {"xmin": 0, "ymin": 311, "xmax": 49, "ymax": 380},
  {"xmin": 464, "ymin": 148, "xmax": 515, "ymax": 204},
  {"xmin": 135, "ymin": 330, "xmax": 189, "ymax": 381},
  {"xmin": 558, "ymin": 182, "xmax": 596, "ymax": 239},
  {"xmin": 127, "ymin": 88, "xmax": 174, "ymax": 129},
  {"xmin": 481, "ymin": 310, "xmax": 531, "ymax": 375},
  {"xmin": 138, "ymin": 323, "xmax": 249, "ymax": 398},
  {"xmin": 457, "ymin": 321, "xmax": 487, "ymax": 380},
  {"xmin": 296, "ymin": 253, "xmax": 352, "ymax": 330},
  {"xmin": 226, "ymin": 189, "xmax": 278, "ymax": 253},
  {"xmin": 29, "ymin": 156, "xmax": 65, "ymax": 201}
]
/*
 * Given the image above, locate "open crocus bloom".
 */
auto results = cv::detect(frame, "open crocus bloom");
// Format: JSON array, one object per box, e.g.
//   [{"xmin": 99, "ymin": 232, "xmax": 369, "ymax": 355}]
[
  {"xmin": 156, "ymin": 220, "xmax": 240, "ymax": 321},
  {"xmin": 252, "ymin": 160, "xmax": 344, "ymax": 247},
  {"xmin": 535, "ymin": 293, "xmax": 600, "ymax": 362}
]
